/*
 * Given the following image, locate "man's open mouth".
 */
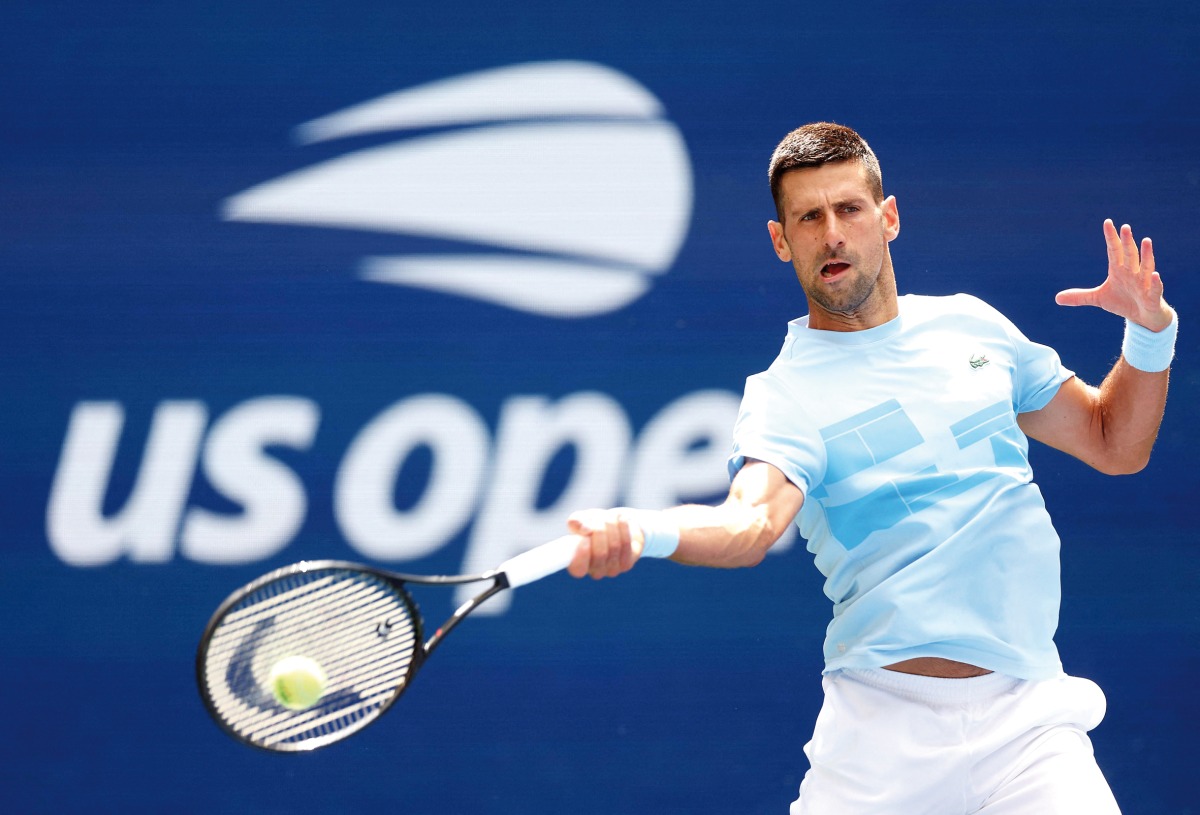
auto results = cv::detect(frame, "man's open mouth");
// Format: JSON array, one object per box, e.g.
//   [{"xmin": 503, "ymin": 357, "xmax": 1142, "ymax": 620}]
[{"xmin": 821, "ymin": 262, "xmax": 851, "ymax": 278}]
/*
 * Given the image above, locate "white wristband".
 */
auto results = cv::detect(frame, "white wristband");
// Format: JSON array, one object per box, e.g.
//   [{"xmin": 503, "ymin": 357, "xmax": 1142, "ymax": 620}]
[
  {"xmin": 623, "ymin": 510, "xmax": 680, "ymax": 559},
  {"xmin": 1122, "ymin": 310, "xmax": 1178, "ymax": 373}
]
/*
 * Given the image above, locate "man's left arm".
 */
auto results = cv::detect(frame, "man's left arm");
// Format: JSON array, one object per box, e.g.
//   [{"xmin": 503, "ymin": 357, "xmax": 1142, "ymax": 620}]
[{"xmin": 1017, "ymin": 219, "xmax": 1176, "ymax": 475}]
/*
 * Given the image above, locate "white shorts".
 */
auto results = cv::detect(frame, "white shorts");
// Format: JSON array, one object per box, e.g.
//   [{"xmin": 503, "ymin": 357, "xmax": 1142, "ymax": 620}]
[{"xmin": 792, "ymin": 668, "xmax": 1121, "ymax": 815}]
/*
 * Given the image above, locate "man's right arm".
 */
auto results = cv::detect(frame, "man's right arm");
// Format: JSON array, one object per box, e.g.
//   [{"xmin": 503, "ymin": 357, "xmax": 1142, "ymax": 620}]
[{"xmin": 565, "ymin": 459, "xmax": 805, "ymax": 580}]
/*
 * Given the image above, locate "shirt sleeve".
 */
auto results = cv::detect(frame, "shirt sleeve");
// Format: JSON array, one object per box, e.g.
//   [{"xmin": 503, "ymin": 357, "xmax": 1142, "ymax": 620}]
[
  {"xmin": 1004, "ymin": 319, "xmax": 1074, "ymax": 414},
  {"xmin": 727, "ymin": 370, "xmax": 824, "ymax": 495}
]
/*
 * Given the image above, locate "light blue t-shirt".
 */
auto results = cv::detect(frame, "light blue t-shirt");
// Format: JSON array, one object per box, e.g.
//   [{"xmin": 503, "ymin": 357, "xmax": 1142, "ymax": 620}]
[{"xmin": 728, "ymin": 294, "xmax": 1074, "ymax": 680}]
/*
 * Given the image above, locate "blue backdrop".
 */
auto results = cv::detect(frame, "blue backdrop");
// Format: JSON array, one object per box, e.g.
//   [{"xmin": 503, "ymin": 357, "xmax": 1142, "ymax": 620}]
[{"xmin": 2, "ymin": 2, "xmax": 1197, "ymax": 812}]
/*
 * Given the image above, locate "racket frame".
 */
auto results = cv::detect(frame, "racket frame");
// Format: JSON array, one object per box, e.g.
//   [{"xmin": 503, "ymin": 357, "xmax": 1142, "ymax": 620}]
[{"xmin": 195, "ymin": 559, "xmax": 510, "ymax": 752}]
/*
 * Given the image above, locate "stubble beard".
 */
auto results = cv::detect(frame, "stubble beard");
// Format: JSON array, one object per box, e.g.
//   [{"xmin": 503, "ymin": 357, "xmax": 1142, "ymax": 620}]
[{"xmin": 803, "ymin": 256, "xmax": 880, "ymax": 317}]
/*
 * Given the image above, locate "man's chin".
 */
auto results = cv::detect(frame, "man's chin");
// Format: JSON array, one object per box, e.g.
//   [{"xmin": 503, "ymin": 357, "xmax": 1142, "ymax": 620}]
[{"xmin": 811, "ymin": 290, "xmax": 873, "ymax": 317}]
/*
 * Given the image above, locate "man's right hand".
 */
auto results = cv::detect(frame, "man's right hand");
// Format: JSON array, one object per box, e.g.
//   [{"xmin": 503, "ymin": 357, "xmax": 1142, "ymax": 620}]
[{"xmin": 565, "ymin": 509, "xmax": 644, "ymax": 579}]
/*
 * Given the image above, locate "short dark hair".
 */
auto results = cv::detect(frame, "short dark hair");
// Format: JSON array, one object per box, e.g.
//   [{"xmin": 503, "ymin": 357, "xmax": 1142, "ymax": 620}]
[{"xmin": 768, "ymin": 122, "xmax": 884, "ymax": 221}]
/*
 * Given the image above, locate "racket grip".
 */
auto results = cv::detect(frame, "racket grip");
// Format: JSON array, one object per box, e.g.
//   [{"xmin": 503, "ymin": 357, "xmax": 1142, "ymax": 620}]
[{"xmin": 499, "ymin": 535, "xmax": 580, "ymax": 588}]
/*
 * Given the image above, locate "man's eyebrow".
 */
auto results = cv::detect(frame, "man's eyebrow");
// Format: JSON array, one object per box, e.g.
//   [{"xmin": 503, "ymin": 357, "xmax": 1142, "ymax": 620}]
[{"xmin": 790, "ymin": 195, "xmax": 868, "ymax": 218}]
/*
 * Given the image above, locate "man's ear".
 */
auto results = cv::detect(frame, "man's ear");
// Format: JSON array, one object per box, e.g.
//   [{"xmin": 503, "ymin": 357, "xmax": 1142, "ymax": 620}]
[
  {"xmin": 882, "ymin": 196, "xmax": 900, "ymax": 242},
  {"xmin": 767, "ymin": 220, "xmax": 792, "ymax": 262}
]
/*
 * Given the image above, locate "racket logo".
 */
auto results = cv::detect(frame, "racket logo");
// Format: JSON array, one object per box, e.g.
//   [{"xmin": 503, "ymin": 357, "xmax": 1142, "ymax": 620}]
[
  {"xmin": 221, "ymin": 61, "xmax": 694, "ymax": 318},
  {"xmin": 375, "ymin": 617, "xmax": 403, "ymax": 638}
]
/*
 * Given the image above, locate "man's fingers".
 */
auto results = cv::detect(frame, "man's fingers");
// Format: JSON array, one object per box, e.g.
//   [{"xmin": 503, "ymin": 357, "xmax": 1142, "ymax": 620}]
[
  {"xmin": 1055, "ymin": 286, "xmax": 1099, "ymax": 307},
  {"xmin": 1103, "ymin": 218, "xmax": 1120, "ymax": 270},
  {"xmin": 586, "ymin": 523, "xmax": 610, "ymax": 579},
  {"xmin": 1120, "ymin": 223, "xmax": 1140, "ymax": 275},
  {"xmin": 602, "ymin": 515, "xmax": 637, "ymax": 577},
  {"xmin": 607, "ymin": 542, "xmax": 625, "ymax": 577},
  {"xmin": 566, "ymin": 511, "xmax": 608, "ymax": 578},
  {"xmin": 567, "ymin": 537, "xmax": 591, "ymax": 578},
  {"xmin": 1067, "ymin": 220, "xmax": 1168, "ymax": 326},
  {"xmin": 569, "ymin": 511, "xmax": 626, "ymax": 579},
  {"xmin": 565, "ymin": 509, "xmax": 640, "ymax": 579},
  {"xmin": 1104, "ymin": 220, "xmax": 1150, "ymax": 281},
  {"xmin": 1140, "ymin": 237, "xmax": 1155, "ymax": 279}
]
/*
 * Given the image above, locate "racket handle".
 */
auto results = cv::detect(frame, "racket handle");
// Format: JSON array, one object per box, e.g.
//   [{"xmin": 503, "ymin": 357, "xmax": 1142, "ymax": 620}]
[{"xmin": 499, "ymin": 535, "xmax": 580, "ymax": 588}]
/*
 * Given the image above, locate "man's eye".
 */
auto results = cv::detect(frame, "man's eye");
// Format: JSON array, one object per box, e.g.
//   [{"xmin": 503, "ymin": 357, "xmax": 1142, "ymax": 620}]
[{"xmin": 801, "ymin": 212, "xmax": 819, "ymax": 221}]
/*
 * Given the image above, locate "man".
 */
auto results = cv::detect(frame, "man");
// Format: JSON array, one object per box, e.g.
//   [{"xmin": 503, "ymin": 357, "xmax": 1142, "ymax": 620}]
[{"xmin": 563, "ymin": 123, "xmax": 1176, "ymax": 813}]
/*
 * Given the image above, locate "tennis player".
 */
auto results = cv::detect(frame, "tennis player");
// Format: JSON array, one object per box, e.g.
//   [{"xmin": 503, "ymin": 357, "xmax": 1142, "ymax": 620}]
[{"xmin": 565, "ymin": 122, "xmax": 1175, "ymax": 813}]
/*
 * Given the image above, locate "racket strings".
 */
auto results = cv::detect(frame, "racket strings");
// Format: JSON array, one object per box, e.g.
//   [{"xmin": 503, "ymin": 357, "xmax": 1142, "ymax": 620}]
[{"xmin": 201, "ymin": 568, "xmax": 419, "ymax": 750}]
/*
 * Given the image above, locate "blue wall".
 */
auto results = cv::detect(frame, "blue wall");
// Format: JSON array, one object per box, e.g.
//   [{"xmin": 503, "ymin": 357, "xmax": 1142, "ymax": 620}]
[{"xmin": 2, "ymin": 2, "xmax": 1197, "ymax": 812}]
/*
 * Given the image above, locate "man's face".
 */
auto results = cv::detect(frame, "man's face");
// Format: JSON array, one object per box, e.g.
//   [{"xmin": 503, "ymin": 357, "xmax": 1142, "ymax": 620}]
[{"xmin": 767, "ymin": 161, "xmax": 900, "ymax": 329}]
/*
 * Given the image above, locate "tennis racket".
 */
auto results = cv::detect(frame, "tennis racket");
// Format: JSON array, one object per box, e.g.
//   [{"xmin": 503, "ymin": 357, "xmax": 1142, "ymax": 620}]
[{"xmin": 195, "ymin": 535, "xmax": 579, "ymax": 752}]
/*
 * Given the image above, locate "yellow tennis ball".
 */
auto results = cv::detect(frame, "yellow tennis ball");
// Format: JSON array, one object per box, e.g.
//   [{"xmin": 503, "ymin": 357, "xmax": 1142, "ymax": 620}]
[{"xmin": 269, "ymin": 655, "xmax": 328, "ymax": 710}]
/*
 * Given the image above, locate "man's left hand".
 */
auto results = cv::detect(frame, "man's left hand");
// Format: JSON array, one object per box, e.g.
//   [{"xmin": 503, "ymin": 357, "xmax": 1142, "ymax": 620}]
[{"xmin": 1055, "ymin": 219, "xmax": 1173, "ymax": 331}]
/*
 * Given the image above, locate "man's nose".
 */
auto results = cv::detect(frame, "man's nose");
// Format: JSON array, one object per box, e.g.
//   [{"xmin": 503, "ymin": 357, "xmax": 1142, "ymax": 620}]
[{"xmin": 824, "ymin": 217, "xmax": 846, "ymax": 249}]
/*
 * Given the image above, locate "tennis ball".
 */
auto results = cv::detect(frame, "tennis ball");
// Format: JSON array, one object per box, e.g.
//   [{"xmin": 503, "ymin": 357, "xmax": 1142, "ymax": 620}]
[{"xmin": 269, "ymin": 655, "xmax": 328, "ymax": 710}]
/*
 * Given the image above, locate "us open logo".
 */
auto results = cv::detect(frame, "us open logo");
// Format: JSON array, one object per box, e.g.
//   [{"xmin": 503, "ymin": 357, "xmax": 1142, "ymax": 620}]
[{"xmin": 222, "ymin": 61, "xmax": 694, "ymax": 317}]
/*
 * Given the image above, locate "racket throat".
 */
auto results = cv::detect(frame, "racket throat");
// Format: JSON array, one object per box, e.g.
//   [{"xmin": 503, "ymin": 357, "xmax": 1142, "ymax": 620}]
[{"xmin": 423, "ymin": 579, "xmax": 507, "ymax": 656}]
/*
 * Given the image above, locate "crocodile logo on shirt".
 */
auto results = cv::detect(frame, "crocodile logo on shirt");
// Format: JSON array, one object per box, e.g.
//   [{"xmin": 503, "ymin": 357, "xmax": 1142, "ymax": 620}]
[{"xmin": 969, "ymin": 354, "xmax": 991, "ymax": 370}]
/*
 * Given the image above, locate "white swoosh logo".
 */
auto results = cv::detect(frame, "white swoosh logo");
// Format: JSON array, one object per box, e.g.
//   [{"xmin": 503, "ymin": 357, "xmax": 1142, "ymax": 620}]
[{"xmin": 222, "ymin": 61, "xmax": 693, "ymax": 317}]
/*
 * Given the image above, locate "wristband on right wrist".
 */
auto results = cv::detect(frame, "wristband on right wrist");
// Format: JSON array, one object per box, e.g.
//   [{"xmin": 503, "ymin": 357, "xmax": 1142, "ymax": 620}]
[{"xmin": 623, "ymin": 510, "xmax": 680, "ymax": 559}]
